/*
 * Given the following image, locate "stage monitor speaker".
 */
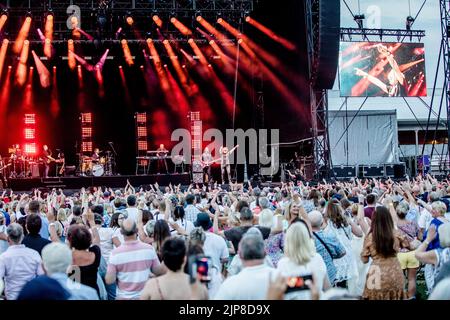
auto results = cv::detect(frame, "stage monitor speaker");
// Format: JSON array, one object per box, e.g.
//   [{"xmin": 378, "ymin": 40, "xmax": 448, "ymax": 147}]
[
  {"xmin": 360, "ymin": 165, "xmax": 385, "ymax": 178},
  {"xmin": 314, "ymin": 0, "xmax": 341, "ymax": 89},
  {"xmin": 333, "ymin": 166, "xmax": 357, "ymax": 179},
  {"xmin": 64, "ymin": 166, "xmax": 76, "ymax": 176},
  {"xmin": 394, "ymin": 163, "xmax": 406, "ymax": 179}
]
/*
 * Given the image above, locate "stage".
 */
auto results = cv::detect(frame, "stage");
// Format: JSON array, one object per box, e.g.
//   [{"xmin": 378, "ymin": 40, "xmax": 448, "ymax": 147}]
[{"xmin": 6, "ymin": 174, "xmax": 192, "ymax": 191}]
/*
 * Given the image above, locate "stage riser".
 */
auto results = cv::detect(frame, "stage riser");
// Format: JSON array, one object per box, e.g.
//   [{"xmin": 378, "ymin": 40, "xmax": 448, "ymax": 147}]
[{"xmin": 7, "ymin": 174, "xmax": 191, "ymax": 191}]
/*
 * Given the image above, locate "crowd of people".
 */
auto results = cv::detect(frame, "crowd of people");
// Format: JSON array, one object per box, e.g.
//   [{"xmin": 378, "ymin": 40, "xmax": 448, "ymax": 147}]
[{"xmin": 1, "ymin": 174, "xmax": 450, "ymax": 300}]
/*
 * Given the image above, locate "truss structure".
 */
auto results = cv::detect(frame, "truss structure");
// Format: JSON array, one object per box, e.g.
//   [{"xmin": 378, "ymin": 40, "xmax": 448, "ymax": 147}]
[{"xmin": 305, "ymin": 0, "xmax": 333, "ymax": 179}]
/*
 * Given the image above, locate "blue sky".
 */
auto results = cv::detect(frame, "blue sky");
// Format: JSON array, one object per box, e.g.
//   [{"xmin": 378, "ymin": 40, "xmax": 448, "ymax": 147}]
[{"xmin": 329, "ymin": 0, "xmax": 445, "ymax": 120}]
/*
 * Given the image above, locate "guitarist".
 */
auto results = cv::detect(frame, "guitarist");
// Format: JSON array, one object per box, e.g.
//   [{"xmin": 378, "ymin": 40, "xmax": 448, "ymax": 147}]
[
  {"xmin": 42, "ymin": 145, "xmax": 54, "ymax": 178},
  {"xmin": 202, "ymin": 147, "xmax": 213, "ymax": 183}
]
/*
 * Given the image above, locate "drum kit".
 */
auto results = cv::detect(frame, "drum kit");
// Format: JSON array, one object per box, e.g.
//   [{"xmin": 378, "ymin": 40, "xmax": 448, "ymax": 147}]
[
  {"xmin": 79, "ymin": 151, "xmax": 114, "ymax": 177},
  {"xmin": 1, "ymin": 154, "xmax": 41, "ymax": 179}
]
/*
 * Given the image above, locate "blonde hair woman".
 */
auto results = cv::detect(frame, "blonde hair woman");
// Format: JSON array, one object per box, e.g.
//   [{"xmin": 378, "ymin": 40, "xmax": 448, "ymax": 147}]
[
  {"xmin": 416, "ymin": 223, "xmax": 450, "ymax": 290},
  {"xmin": 277, "ymin": 222, "xmax": 329, "ymax": 299}
]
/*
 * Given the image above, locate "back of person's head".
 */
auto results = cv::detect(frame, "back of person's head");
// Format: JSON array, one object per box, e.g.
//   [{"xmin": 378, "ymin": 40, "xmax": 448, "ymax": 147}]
[
  {"xmin": 114, "ymin": 198, "xmax": 124, "ymax": 209},
  {"xmin": 432, "ymin": 201, "xmax": 447, "ymax": 217},
  {"xmin": 159, "ymin": 201, "xmax": 167, "ymax": 212},
  {"xmin": 7, "ymin": 223, "xmax": 24, "ymax": 244},
  {"xmin": 238, "ymin": 232, "xmax": 265, "ymax": 261},
  {"xmin": 236, "ymin": 200, "xmax": 249, "ymax": 213},
  {"xmin": 28, "ymin": 200, "xmax": 40, "ymax": 214},
  {"xmin": 94, "ymin": 213, "xmax": 103, "ymax": 226},
  {"xmin": 253, "ymin": 187, "xmax": 261, "ymax": 197},
  {"xmin": 285, "ymin": 222, "xmax": 315, "ymax": 266},
  {"xmin": 189, "ymin": 227, "xmax": 206, "ymax": 247},
  {"xmin": 67, "ymin": 224, "xmax": 92, "ymax": 250},
  {"xmin": 26, "ymin": 214, "xmax": 42, "ymax": 235},
  {"xmin": 430, "ymin": 192, "xmax": 441, "ymax": 202},
  {"xmin": 309, "ymin": 210, "xmax": 323, "ymax": 228},
  {"xmin": 258, "ymin": 209, "xmax": 274, "ymax": 228},
  {"xmin": 174, "ymin": 206, "xmax": 185, "ymax": 220},
  {"xmin": 109, "ymin": 212, "xmax": 120, "ymax": 228},
  {"xmin": 259, "ymin": 197, "xmax": 270, "ymax": 210},
  {"xmin": 240, "ymin": 207, "xmax": 253, "ymax": 222},
  {"xmin": 145, "ymin": 220, "xmax": 156, "ymax": 237},
  {"xmin": 127, "ymin": 195, "xmax": 137, "ymax": 207},
  {"xmin": 371, "ymin": 206, "xmax": 396, "ymax": 257},
  {"xmin": 42, "ymin": 243, "xmax": 72, "ymax": 275},
  {"xmin": 326, "ymin": 201, "xmax": 347, "ymax": 228},
  {"xmin": 439, "ymin": 223, "xmax": 450, "ymax": 248},
  {"xmin": 17, "ymin": 276, "xmax": 70, "ymax": 300},
  {"xmin": 396, "ymin": 201, "xmax": 409, "ymax": 219},
  {"xmin": 72, "ymin": 205, "xmax": 82, "ymax": 217},
  {"xmin": 57, "ymin": 209, "xmax": 67, "ymax": 222},
  {"xmin": 161, "ymin": 238, "xmax": 186, "ymax": 272},
  {"xmin": 91, "ymin": 205, "xmax": 103, "ymax": 215},
  {"xmin": 154, "ymin": 220, "xmax": 171, "ymax": 244},
  {"xmin": 121, "ymin": 218, "xmax": 137, "ymax": 237},
  {"xmin": 141, "ymin": 209, "xmax": 152, "ymax": 225},
  {"xmin": 185, "ymin": 194, "xmax": 195, "ymax": 205},
  {"xmin": 340, "ymin": 198, "xmax": 351, "ymax": 210},
  {"xmin": 366, "ymin": 194, "xmax": 376, "ymax": 205}
]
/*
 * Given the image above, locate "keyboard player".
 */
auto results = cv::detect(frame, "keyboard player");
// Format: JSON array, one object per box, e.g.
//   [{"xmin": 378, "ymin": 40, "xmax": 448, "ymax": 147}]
[{"xmin": 156, "ymin": 144, "xmax": 169, "ymax": 174}]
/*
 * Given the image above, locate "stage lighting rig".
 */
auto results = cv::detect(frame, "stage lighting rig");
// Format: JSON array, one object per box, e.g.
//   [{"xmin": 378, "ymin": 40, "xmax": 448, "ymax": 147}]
[{"xmin": 354, "ymin": 14, "xmax": 365, "ymax": 29}]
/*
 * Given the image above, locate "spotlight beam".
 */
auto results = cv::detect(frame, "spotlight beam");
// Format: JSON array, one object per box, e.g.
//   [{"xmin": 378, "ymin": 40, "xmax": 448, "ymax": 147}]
[
  {"xmin": 31, "ymin": 50, "xmax": 50, "ymax": 88},
  {"xmin": 13, "ymin": 16, "xmax": 32, "ymax": 54},
  {"xmin": 0, "ymin": 39, "xmax": 9, "ymax": 78},
  {"xmin": 246, "ymin": 17, "xmax": 297, "ymax": 51},
  {"xmin": 171, "ymin": 17, "xmax": 193, "ymax": 36}
]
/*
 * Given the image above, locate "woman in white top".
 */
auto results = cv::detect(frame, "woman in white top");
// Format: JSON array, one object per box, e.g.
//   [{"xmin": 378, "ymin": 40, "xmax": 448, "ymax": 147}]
[
  {"xmin": 169, "ymin": 206, "xmax": 194, "ymax": 237},
  {"xmin": 0, "ymin": 212, "xmax": 8, "ymax": 255},
  {"xmin": 110, "ymin": 211, "xmax": 126, "ymax": 247},
  {"xmin": 94, "ymin": 213, "xmax": 114, "ymax": 263},
  {"xmin": 323, "ymin": 200, "xmax": 358, "ymax": 287},
  {"xmin": 277, "ymin": 221, "xmax": 329, "ymax": 300}
]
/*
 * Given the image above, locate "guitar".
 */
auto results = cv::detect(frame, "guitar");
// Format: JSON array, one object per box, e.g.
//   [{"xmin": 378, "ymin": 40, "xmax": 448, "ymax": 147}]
[
  {"xmin": 45, "ymin": 156, "xmax": 57, "ymax": 164},
  {"xmin": 0, "ymin": 163, "xmax": 11, "ymax": 171},
  {"xmin": 205, "ymin": 145, "xmax": 240, "ymax": 167}
]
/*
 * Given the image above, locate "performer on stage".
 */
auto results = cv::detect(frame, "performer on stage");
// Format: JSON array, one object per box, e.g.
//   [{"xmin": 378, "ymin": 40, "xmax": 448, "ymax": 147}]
[
  {"xmin": 42, "ymin": 145, "xmax": 54, "ymax": 178},
  {"xmin": 156, "ymin": 144, "xmax": 169, "ymax": 174},
  {"xmin": 287, "ymin": 167, "xmax": 305, "ymax": 184},
  {"xmin": 202, "ymin": 147, "xmax": 213, "ymax": 183},
  {"xmin": 219, "ymin": 145, "xmax": 239, "ymax": 184},
  {"xmin": 92, "ymin": 148, "xmax": 101, "ymax": 164}
]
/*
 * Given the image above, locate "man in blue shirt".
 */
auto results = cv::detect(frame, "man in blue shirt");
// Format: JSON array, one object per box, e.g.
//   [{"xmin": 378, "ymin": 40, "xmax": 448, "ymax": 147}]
[{"xmin": 309, "ymin": 210, "xmax": 346, "ymax": 285}]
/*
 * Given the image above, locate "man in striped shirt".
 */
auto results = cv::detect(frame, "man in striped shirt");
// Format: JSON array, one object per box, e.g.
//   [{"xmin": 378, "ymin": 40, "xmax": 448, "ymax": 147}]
[{"xmin": 105, "ymin": 218, "xmax": 166, "ymax": 300}]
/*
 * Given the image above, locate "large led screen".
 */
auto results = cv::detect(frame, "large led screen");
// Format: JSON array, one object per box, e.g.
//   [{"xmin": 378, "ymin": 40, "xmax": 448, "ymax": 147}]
[{"xmin": 339, "ymin": 42, "xmax": 426, "ymax": 97}]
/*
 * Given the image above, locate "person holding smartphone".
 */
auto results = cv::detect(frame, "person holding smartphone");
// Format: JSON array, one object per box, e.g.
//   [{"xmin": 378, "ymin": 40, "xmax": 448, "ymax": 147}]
[{"xmin": 276, "ymin": 221, "xmax": 329, "ymax": 300}]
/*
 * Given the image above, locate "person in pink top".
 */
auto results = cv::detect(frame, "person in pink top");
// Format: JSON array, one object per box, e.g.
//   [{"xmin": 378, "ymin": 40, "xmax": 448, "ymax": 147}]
[{"xmin": 105, "ymin": 218, "xmax": 166, "ymax": 300}]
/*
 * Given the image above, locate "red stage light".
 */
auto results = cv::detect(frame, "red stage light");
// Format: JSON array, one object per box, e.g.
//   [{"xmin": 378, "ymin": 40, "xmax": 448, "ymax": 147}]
[
  {"xmin": 136, "ymin": 113, "xmax": 147, "ymax": 123},
  {"xmin": 24, "ymin": 128, "xmax": 35, "ymax": 139},
  {"xmin": 138, "ymin": 141, "xmax": 148, "ymax": 151},
  {"xmin": 25, "ymin": 113, "xmax": 36, "ymax": 124},
  {"xmin": 81, "ymin": 112, "xmax": 92, "ymax": 123}
]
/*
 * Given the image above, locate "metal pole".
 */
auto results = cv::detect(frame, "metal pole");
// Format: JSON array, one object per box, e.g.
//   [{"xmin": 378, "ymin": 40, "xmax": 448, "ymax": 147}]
[
  {"xmin": 415, "ymin": 129, "xmax": 419, "ymax": 176},
  {"xmin": 232, "ymin": 42, "xmax": 240, "ymax": 130}
]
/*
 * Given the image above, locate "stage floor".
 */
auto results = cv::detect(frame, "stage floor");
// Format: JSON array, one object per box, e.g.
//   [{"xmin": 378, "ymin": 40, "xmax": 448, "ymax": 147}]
[{"xmin": 6, "ymin": 174, "xmax": 192, "ymax": 191}]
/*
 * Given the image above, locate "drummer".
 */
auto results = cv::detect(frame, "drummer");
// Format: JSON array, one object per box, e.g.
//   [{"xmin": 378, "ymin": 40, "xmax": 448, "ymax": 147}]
[{"xmin": 92, "ymin": 148, "xmax": 101, "ymax": 164}]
